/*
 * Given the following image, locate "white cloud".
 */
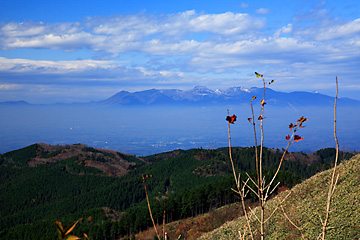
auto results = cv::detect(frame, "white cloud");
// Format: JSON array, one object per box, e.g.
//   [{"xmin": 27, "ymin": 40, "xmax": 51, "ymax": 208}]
[
  {"xmin": 315, "ymin": 18, "xmax": 360, "ymax": 41},
  {"xmin": 89, "ymin": 10, "xmax": 265, "ymax": 41},
  {"xmin": 142, "ymin": 39, "xmax": 208, "ymax": 55},
  {"xmin": 0, "ymin": 84, "xmax": 21, "ymax": 90},
  {"xmin": 6, "ymin": 32, "xmax": 105, "ymax": 50},
  {"xmin": 274, "ymin": 24, "xmax": 293, "ymax": 38},
  {"xmin": 136, "ymin": 67, "xmax": 184, "ymax": 77},
  {"xmin": 256, "ymin": 8, "xmax": 269, "ymax": 15},
  {"xmin": 2, "ymin": 22, "xmax": 46, "ymax": 37},
  {"xmin": 240, "ymin": 3, "xmax": 249, "ymax": 8},
  {"xmin": 0, "ymin": 22, "xmax": 90, "ymax": 50},
  {"xmin": 0, "ymin": 11, "xmax": 265, "ymax": 53},
  {"xmin": 342, "ymin": 84, "xmax": 360, "ymax": 90},
  {"xmin": 187, "ymin": 12, "xmax": 264, "ymax": 35},
  {"xmin": 92, "ymin": 13, "xmax": 159, "ymax": 37},
  {"xmin": 0, "ymin": 57, "xmax": 120, "ymax": 73},
  {"xmin": 0, "ymin": 56, "xmax": 188, "ymax": 90}
]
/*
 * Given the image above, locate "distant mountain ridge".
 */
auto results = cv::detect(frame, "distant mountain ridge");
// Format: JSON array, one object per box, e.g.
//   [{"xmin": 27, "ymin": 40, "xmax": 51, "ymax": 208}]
[
  {"xmin": 0, "ymin": 100, "xmax": 30, "ymax": 105},
  {"xmin": 101, "ymin": 86, "xmax": 360, "ymax": 106},
  {"xmin": 1, "ymin": 86, "xmax": 360, "ymax": 106}
]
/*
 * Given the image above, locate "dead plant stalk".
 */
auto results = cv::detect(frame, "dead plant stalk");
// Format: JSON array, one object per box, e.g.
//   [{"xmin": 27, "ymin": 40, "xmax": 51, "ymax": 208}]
[
  {"xmin": 143, "ymin": 175, "xmax": 161, "ymax": 240},
  {"xmin": 319, "ymin": 77, "xmax": 340, "ymax": 240},
  {"xmin": 227, "ymin": 72, "xmax": 307, "ymax": 239},
  {"xmin": 227, "ymin": 109, "xmax": 255, "ymax": 240}
]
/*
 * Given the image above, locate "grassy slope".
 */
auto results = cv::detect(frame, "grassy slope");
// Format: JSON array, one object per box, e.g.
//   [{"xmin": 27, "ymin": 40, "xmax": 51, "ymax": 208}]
[{"xmin": 199, "ymin": 154, "xmax": 360, "ymax": 239}]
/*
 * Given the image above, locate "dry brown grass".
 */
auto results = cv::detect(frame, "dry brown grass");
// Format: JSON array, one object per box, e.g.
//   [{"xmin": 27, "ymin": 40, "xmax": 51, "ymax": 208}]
[
  {"xmin": 134, "ymin": 201, "xmax": 258, "ymax": 240},
  {"xmin": 27, "ymin": 143, "xmax": 143, "ymax": 176}
]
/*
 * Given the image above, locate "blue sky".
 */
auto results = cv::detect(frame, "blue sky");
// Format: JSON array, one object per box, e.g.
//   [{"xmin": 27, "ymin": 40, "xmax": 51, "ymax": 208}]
[{"xmin": 1, "ymin": 0, "xmax": 360, "ymax": 103}]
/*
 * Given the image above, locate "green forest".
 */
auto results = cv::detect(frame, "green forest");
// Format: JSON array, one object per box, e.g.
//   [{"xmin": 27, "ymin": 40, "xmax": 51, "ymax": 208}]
[{"xmin": 0, "ymin": 144, "xmax": 355, "ymax": 239}]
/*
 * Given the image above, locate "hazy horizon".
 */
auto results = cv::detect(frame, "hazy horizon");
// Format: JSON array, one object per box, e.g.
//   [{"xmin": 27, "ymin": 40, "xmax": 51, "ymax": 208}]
[{"xmin": 1, "ymin": 103, "xmax": 358, "ymax": 156}]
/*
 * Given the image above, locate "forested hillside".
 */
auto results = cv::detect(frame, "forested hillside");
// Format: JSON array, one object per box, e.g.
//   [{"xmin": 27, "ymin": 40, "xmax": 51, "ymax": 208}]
[{"xmin": 0, "ymin": 143, "xmax": 355, "ymax": 239}]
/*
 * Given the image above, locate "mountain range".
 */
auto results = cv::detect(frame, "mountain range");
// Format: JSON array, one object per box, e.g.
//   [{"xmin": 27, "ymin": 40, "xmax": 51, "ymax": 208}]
[
  {"xmin": 1, "ymin": 86, "xmax": 359, "ymax": 107},
  {"xmin": 102, "ymin": 86, "xmax": 359, "ymax": 106}
]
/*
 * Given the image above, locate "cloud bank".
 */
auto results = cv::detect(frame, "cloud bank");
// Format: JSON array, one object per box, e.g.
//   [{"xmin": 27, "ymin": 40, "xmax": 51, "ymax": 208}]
[{"xmin": 1, "ymin": 8, "xmax": 360, "ymax": 103}]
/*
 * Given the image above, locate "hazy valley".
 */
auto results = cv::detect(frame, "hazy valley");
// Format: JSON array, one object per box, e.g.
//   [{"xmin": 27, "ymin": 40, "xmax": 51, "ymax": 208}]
[{"xmin": 1, "ymin": 86, "xmax": 360, "ymax": 156}]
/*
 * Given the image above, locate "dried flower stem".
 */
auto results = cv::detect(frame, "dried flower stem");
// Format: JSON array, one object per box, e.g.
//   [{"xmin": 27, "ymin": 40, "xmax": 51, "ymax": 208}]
[
  {"xmin": 143, "ymin": 176, "xmax": 161, "ymax": 240},
  {"xmin": 227, "ymin": 72, "xmax": 307, "ymax": 239},
  {"xmin": 163, "ymin": 202, "xmax": 166, "ymax": 240},
  {"xmin": 320, "ymin": 77, "xmax": 340, "ymax": 239},
  {"xmin": 250, "ymin": 97, "xmax": 260, "ymax": 195},
  {"xmin": 259, "ymin": 78, "xmax": 266, "ymax": 240},
  {"xmin": 227, "ymin": 109, "xmax": 255, "ymax": 240}
]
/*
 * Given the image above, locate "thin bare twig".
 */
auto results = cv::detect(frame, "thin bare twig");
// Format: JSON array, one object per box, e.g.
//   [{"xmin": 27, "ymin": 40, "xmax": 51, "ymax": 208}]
[
  {"xmin": 264, "ymin": 190, "xmax": 292, "ymax": 223},
  {"xmin": 265, "ymin": 182, "xmax": 280, "ymax": 201},
  {"xmin": 330, "ymin": 174, "xmax": 340, "ymax": 197},
  {"xmin": 243, "ymin": 181, "xmax": 260, "ymax": 199},
  {"xmin": 279, "ymin": 197, "xmax": 307, "ymax": 239},
  {"xmin": 245, "ymin": 172, "xmax": 259, "ymax": 189},
  {"xmin": 237, "ymin": 173, "xmax": 242, "ymax": 189},
  {"xmin": 249, "ymin": 206, "xmax": 261, "ymax": 223},
  {"xmin": 318, "ymin": 211, "xmax": 324, "ymax": 226},
  {"xmin": 231, "ymin": 188, "xmax": 241, "ymax": 195},
  {"xmin": 242, "ymin": 178, "xmax": 251, "ymax": 192}
]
